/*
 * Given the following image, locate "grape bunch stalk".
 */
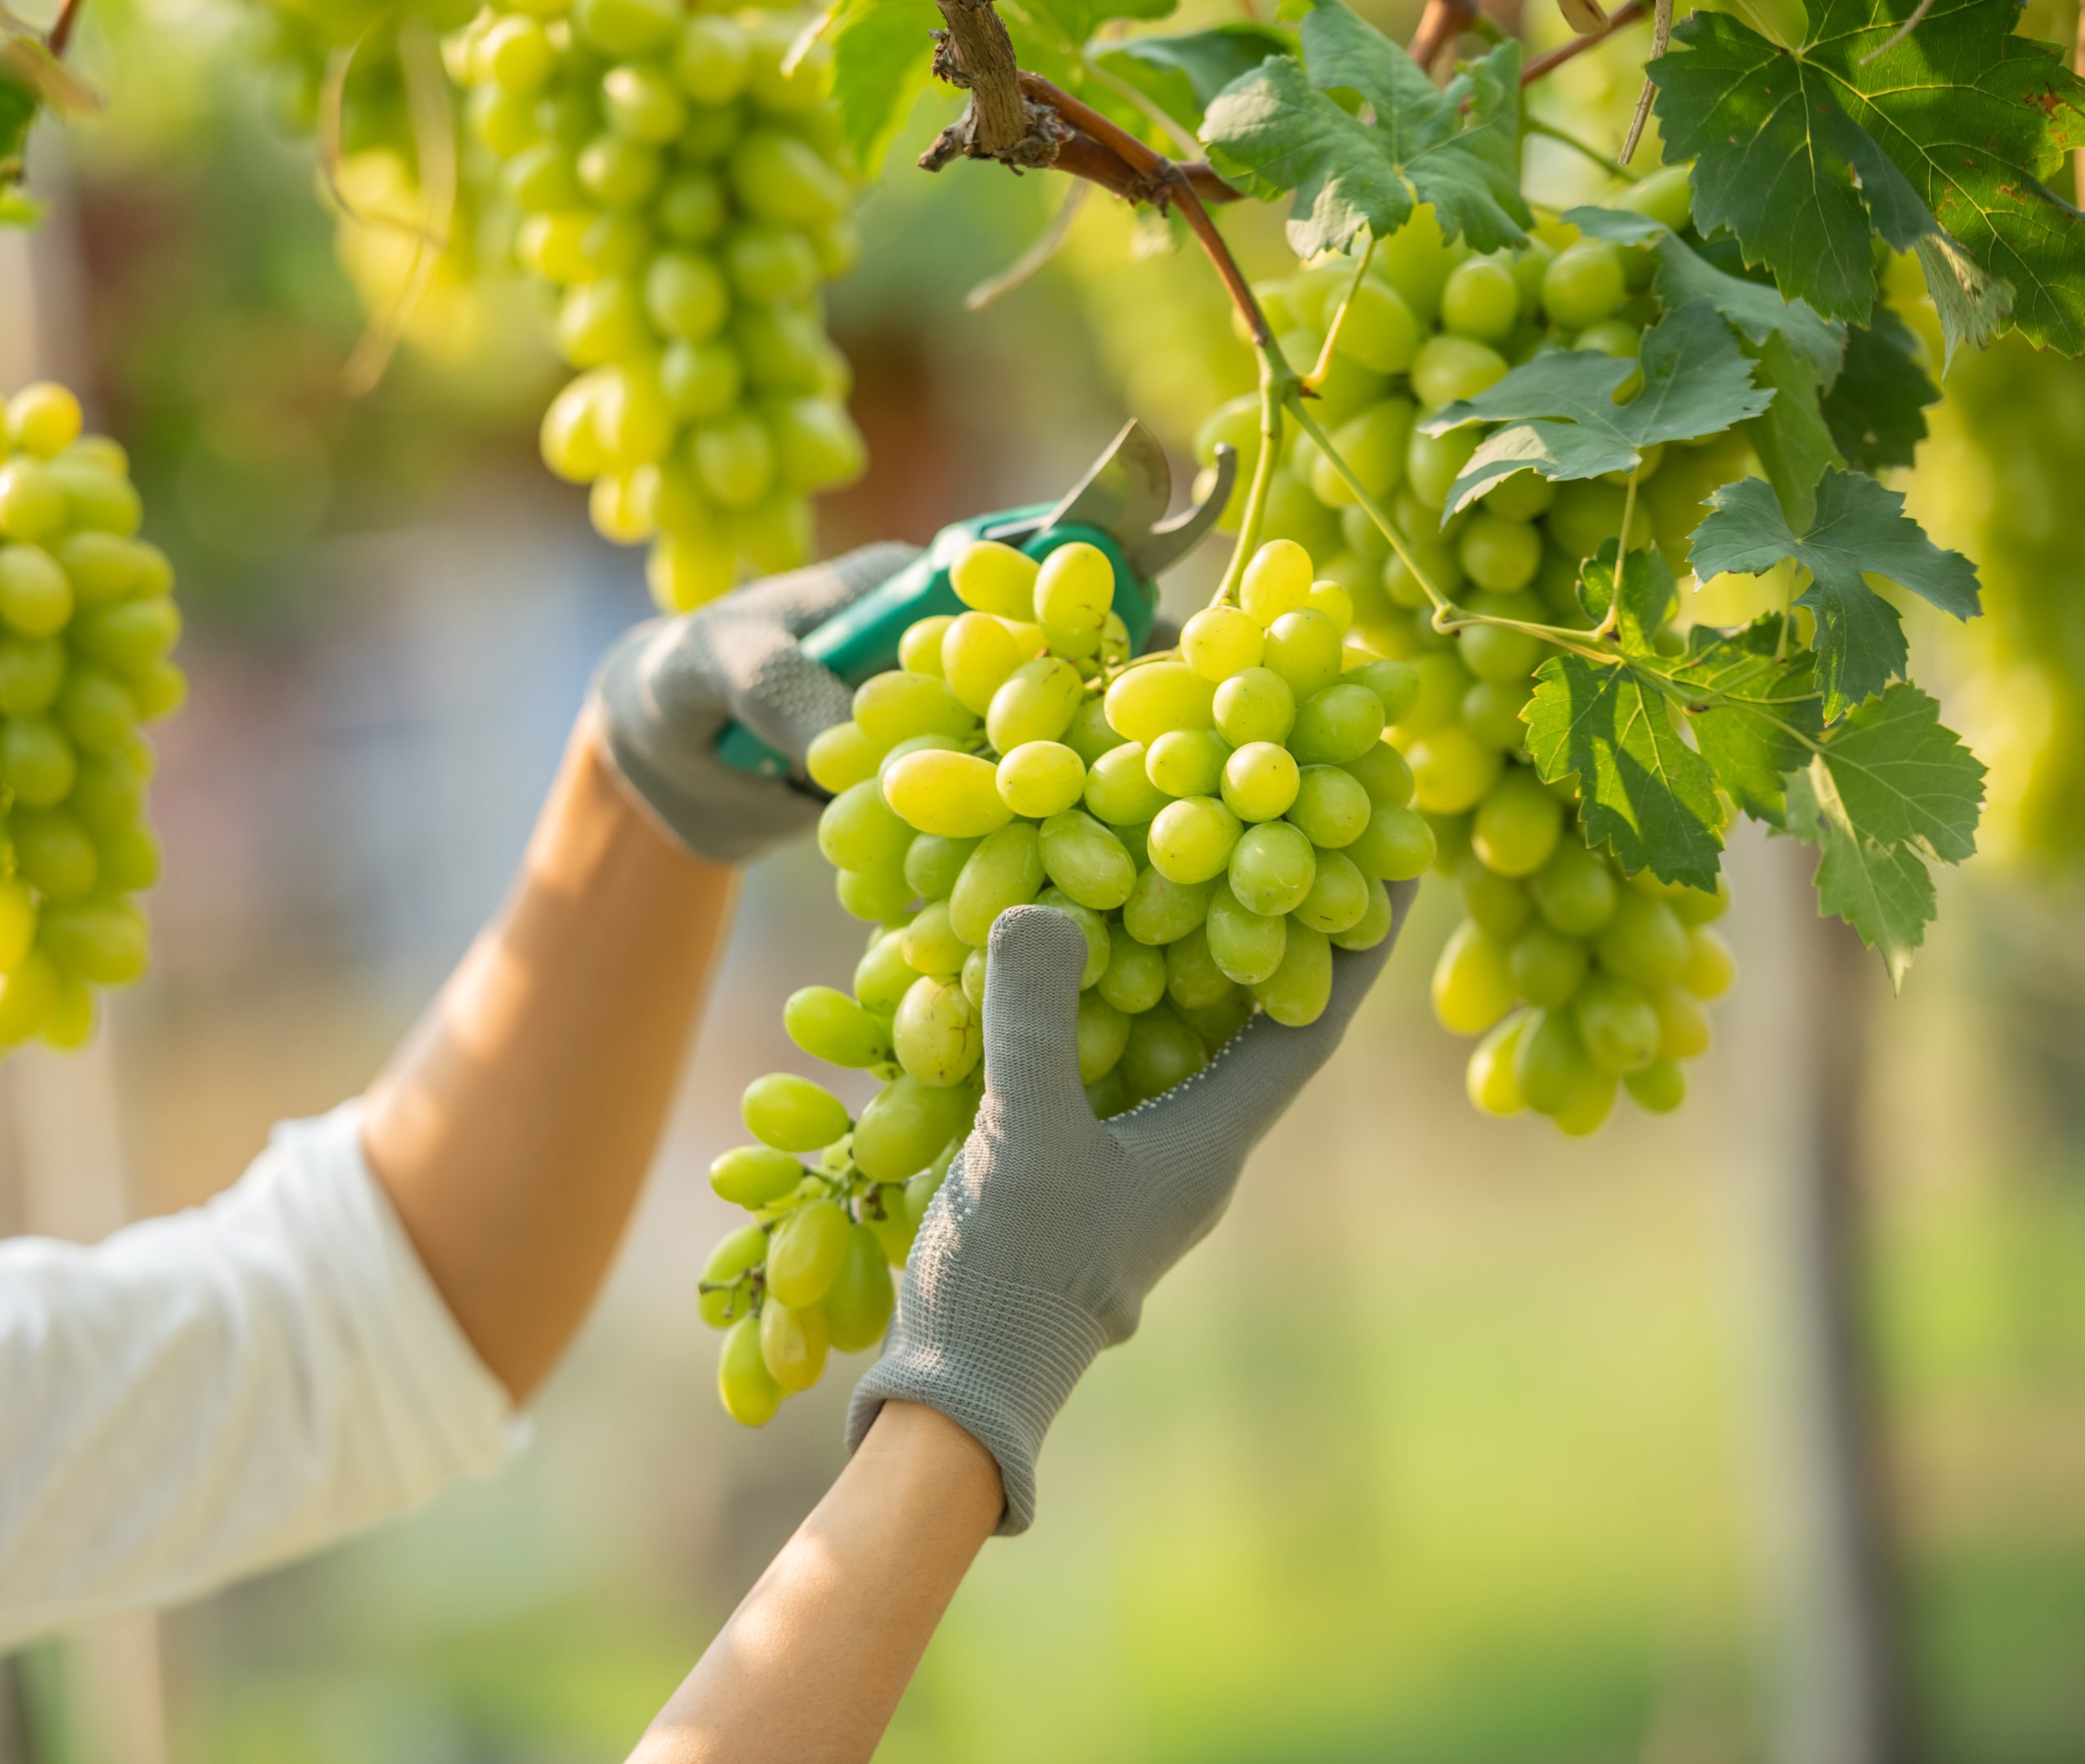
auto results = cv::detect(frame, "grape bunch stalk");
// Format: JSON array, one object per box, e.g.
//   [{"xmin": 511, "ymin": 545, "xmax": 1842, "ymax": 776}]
[
  {"xmin": 701, "ymin": 533, "xmax": 1427, "ymax": 1424},
  {"xmin": 449, "ymin": 0, "xmax": 867, "ymax": 612},
  {"xmin": 1196, "ymin": 179, "xmax": 1745, "ymax": 1131},
  {"xmin": 0, "ymin": 384, "xmax": 184, "ymax": 1052}
]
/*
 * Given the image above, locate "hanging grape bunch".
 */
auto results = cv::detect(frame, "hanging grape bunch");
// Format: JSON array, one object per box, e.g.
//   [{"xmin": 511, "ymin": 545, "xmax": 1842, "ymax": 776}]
[
  {"xmin": 1194, "ymin": 180, "xmax": 1754, "ymax": 1132},
  {"xmin": 701, "ymin": 533, "xmax": 1424, "ymax": 1424},
  {"xmin": 0, "ymin": 385, "xmax": 184, "ymax": 1052},
  {"xmin": 451, "ymin": 0, "xmax": 867, "ymax": 612}
]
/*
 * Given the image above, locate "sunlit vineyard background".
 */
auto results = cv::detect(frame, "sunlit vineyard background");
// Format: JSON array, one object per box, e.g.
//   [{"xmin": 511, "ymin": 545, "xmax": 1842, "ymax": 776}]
[{"xmin": 5, "ymin": 0, "xmax": 2085, "ymax": 1758}]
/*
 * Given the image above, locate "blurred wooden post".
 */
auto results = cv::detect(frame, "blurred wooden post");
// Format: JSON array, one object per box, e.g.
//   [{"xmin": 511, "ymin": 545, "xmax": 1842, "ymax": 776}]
[{"xmin": 1753, "ymin": 854, "xmax": 1916, "ymax": 1764}]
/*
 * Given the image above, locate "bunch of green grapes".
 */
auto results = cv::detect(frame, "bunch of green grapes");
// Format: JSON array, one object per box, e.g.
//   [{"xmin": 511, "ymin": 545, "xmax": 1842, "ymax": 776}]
[
  {"xmin": 0, "ymin": 385, "xmax": 184, "ymax": 1053},
  {"xmin": 1196, "ymin": 178, "xmax": 1746, "ymax": 1131},
  {"xmin": 701, "ymin": 533, "xmax": 1427, "ymax": 1424},
  {"xmin": 449, "ymin": 0, "xmax": 866, "ymax": 612}
]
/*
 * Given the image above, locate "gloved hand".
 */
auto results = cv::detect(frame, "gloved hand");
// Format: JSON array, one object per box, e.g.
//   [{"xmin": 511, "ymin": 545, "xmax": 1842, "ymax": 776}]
[
  {"xmin": 845, "ymin": 884, "xmax": 1416, "ymax": 1534},
  {"xmin": 594, "ymin": 542, "xmax": 921, "ymax": 867}
]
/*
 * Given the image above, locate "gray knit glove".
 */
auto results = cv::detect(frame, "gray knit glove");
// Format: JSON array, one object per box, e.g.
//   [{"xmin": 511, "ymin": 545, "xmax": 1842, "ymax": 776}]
[
  {"xmin": 846, "ymin": 884, "xmax": 1415, "ymax": 1534},
  {"xmin": 595, "ymin": 542, "xmax": 921, "ymax": 866}
]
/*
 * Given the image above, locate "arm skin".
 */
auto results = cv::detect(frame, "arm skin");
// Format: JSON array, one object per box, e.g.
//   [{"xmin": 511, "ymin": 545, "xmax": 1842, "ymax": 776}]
[
  {"xmin": 361, "ymin": 711, "xmax": 737, "ymax": 1403},
  {"xmin": 629, "ymin": 1401, "xmax": 1004, "ymax": 1764}
]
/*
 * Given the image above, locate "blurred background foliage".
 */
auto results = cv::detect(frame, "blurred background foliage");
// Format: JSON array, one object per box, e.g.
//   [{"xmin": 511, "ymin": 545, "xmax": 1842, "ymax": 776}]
[{"xmin": 5, "ymin": 0, "xmax": 2085, "ymax": 1758}]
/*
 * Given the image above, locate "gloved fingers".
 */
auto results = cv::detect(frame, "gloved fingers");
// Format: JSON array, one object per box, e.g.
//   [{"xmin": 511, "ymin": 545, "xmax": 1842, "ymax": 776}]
[
  {"xmin": 700, "ymin": 620, "xmax": 858, "ymax": 763},
  {"xmin": 1124, "ymin": 879, "xmax": 1416, "ymax": 1148},
  {"xmin": 747, "ymin": 541, "xmax": 925, "ymax": 638},
  {"xmin": 980, "ymin": 906, "xmax": 1093, "ymax": 1127}
]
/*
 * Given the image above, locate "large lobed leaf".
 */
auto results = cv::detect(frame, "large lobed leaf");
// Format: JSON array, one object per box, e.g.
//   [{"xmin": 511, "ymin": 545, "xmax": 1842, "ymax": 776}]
[
  {"xmin": 1200, "ymin": 0, "xmax": 1529, "ymax": 260},
  {"xmin": 1647, "ymin": 0, "xmax": 2085, "ymax": 358}
]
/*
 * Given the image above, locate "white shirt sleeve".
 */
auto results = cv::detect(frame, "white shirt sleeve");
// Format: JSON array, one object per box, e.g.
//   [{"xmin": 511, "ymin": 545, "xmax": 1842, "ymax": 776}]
[{"xmin": 0, "ymin": 1101, "xmax": 523, "ymax": 1651}]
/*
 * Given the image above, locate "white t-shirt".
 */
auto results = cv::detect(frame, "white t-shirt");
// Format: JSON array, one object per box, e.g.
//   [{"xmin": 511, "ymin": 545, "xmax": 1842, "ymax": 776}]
[{"xmin": 0, "ymin": 1102, "xmax": 520, "ymax": 1652}]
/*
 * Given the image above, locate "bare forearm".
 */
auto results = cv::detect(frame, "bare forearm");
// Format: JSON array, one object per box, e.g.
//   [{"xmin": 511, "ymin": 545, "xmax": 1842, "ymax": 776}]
[
  {"xmin": 630, "ymin": 1402, "xmax": 1003, "ymax": 1764},
  {"xmin": 362, "ymin": 713, "xmax": 736, "ymax": 1401}
]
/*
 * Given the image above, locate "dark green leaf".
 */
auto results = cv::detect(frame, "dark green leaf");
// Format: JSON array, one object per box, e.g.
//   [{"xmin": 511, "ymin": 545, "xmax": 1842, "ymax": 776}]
[
  {"xmin": 1566, "ymin": 205, "xmax": 1846, "ymax": 387},
  {"xmin": 1812, "ymin": 681, "xmax": 1985, "ymax": 862},
  {"xmin": 1524, "ymin": 651, "xmax": 1726, "ymax": 889},
  {"xmin": 1574, "ymin": 539, "xmax": 1675, "ymax": 649},
  {"xmin": 1821, "ymin": 308, "xmax": 1938, "ymax": 472},
  {"xmin": 1741, "ymin": 332, "xmax": 1844, "ymax": 531},
  {"xmin": 1784, "ymin": 766, "xmax": 1938, "ymax": 989},
  {"xmin": 1690, "ymin": 470, "xmax": 1980, "ymax": 717},
  {"xmin": 1421, "ymin": 301, "xmax": 1772, "ymax": 512},
  {"xmin": 1095, "ymin": 24, "xmax": 1293, "ymax": 131},
  {"xmin": 1647, "ymin": 0, "xmax": 2085, "ymax": 356},
  {"xmin": 1669, "ymin": 617, "xmax": 1823, "ymax": 825},
  {"xmin": 1201, "ymin": 2, "xmax": 1528, "ymax": 260},
  {"xmin": 827, "ymin": 0, "xmax": 942, "ymax": 176}
]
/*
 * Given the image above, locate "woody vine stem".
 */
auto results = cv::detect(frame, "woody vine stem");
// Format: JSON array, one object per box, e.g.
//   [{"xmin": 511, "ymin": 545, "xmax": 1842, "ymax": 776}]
[{"xmin": 919, "ymin": 0, "xmax": 1653, "ymax": 630}]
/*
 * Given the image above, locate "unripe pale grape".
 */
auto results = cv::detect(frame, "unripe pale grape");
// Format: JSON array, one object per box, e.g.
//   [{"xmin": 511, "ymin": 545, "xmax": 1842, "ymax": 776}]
[
  {"xmin": 1472, "ymin": 769, "xmax": 1564, "ymax": 876},
  {"xmin": 893, "ymin": 975, "xmax": 983, "ymax": 1086},
  {"xmin": 1240, "ymin": 538, "xmax": 1314, "ymax": 625},
  {"xmin": 1181, "ymin": 606, "xmax": 1262, "ymax": 680},
  {"xmin": 1148, "ymin": 796, "xmax": 1242, "ymax": 885},
  {"xmin": 1145, "ymin": 728, "xmax": 1229, "ymax": 799},
  {"xmin": 1679, "ymin": 927, "xmax": 1736, "ymax": 998},
  {"xmin": 1205, "ymin": 880, "xmax": 1288, "ymax": 985},
  {"xmin": 784, "ymin": 985, "xmax": 889, "ymax": 1067},
  {"xmin": 1212, "ymin": 666, "xmax": 1296, "ymax": 747},
  {"xmin": 1345, "ymin": 739, "xmax": 1416, "ymax": 807},
  {"xmin": 988, "ymin": 657, "xmax": 1083, "ymax": 750},
  {"xmin": 948, "ymin": 822, "xmax": 1044, "ymax": 946},
  {"xmin": 852, "ymin": 1075, "xmax": 974, "ymax": 1182},
  {"xmin": 1407, "ymin": 726, "xmax": 1503, "ymax": 815},
  {"xmin": 1252, "ymin": 919, "xmax": 1332, "ymax": 1026},
  {"xmin": 711, "ymin": 1146, "xmax": 805, "ymax": 1208},
  {"xmin": 1349, "ymin": 801, "xmax": 1436, "ymax": 880},
  {"xmin": 1573, "ymin": 972, "xmax": 1661, "ymax": 1073},
  {"xmin": 1592, "ymin": 888, "xmax": 1688, "ymax": 989},
  {"xmin": 1293, "ymin": 849, "xmax": 1369, "ymax": 934},
  {"xmin": 1105, "ymin": 662, "xmax": 1214, "ymax": 746},
  {"xmin": 1287, "ymin": 766, "xmax": 1372, "ymax": 849},
  {"xmin": 1084, "ymin": 741, "xmax": 1170, "ymax": 825},
  {"xmin": 1467, "ymin": 1011, "xmax": 1530, "ymax": 1114},
  {"xmin": 1261, "ymin": 609, "xmax": 1344, "ymax": 699},
  {"xmin": 1122, "ymin": 867, "xmax": 1214, "ymax": 946},
  {"xmin": 1288, "ymin": 681, "xmax": 1385, "ymax": 766},
  {"xmin": 1038, "ymin": 810, "xmax": 1135, "ymax": 911},
  {"xmin": 1332, "ymin": 875, "xmax": 1397, "ymax": 950},
  {"xmin": 1228, "ymin": 820, "xmax": 1315, "ymax": 916},
  {"xmin": 1163, "ymin": 926, "xmax": 1236, "ymax": 1011},
  {"xmin": 1033, "ymin": 542, "xmax": 1114, "ymax": 659}
]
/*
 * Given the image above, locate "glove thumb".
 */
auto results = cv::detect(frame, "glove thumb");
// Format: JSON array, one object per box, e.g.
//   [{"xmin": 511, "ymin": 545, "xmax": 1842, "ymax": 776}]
[{"xmin": 980, "ymin": 905, "xmax": 1091, "ymax": 1126}]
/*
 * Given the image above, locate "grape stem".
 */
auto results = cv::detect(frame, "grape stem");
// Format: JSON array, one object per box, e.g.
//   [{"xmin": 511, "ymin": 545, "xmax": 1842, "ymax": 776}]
[
  {"xmin": 1215, "ymin": 357, "xmax": 1295, "ymax": 603},
  {"xmin": 1591, "ymin": 464, "xmax": 1641, "ymax": 641},
  {"xmin": 46, "ymin": 0, "xmax": 85, "ymax": 57},
  {"xmin": 1523, "ymin": 115, "xmax": 1639, "ymax": 182},
  {"xmin": 1516, "ymin": 0, "xmax": 1650, "ymax": 84},
  {"xmin": 1284, "ymin": 397, "xmax": 1455, "ymax": 619},
  {"xmin": 1303, "ymin": 237, "xmax": 1378, "ymax": 392},
  {"xmin": 1411, "ymin": 0, "xmax": 1481, "ymax": 74}
]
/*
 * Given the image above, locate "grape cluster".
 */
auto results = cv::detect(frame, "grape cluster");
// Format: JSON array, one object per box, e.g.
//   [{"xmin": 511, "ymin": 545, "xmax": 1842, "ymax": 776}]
[
  {"xmin": 0, "ymin": 386, "xmax": 183, "ymax": 1053},
  {"xmin": 450, "ymin": 0, "xmax": 866, "ymax": 612},
  {"xmin": 1196, "ymin": 178, "xmax": 1747, "ymax": 1131},
  {"xmin": 701, "ymin": 534, "xmax": 1425, "ymax": 1424}
]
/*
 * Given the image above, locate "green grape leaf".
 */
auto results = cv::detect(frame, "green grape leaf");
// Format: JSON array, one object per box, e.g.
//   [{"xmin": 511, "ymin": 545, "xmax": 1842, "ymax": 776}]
[
  {"xmin": 1524, "ymin": 650, "xmax": 1726, "ymax": 889},
  {"xmin": 1011, "ymin": 0, "xmax": 1177, "ymax": 46},
  {"xmin": 1668, "ymin": 617, "xmax": 1823, "ymax": 825},
  {"xmin": 1200, "ymin": 0, "xmax": 1529, "ymax": 260},
  {"xmin": 1566, "ymin": 206, "xmax": 1845, "ymax": 388},
  {"xmin": 0, "ymin": 26, "xmax": 95, "ymax": 224},
  {"xmin": 1821, "ymin": 308, "xmax": 1938, "ymax": 473},
  {"xmin": 1646, "ymin": 0, "xmax": 2085, "ymax": 357},
  {"xmin": 1093, "ymin": 23, "xmax": 1294, "ymax": 132},
  {"xmin": 1784, "ymin": 684, "xmax": 1984, "ymax": 985},
  {"xmin": 1574, "ymin": 539, "xmax": 1676, "ymax": 650},
  {"xmin": 1420, "ymin": 301, "xmax": 1773, "ymax": 513},
  {"xmin": 827, "ymin": 0, "xmax": 942, "ymax": 175},
  {"xmin": 1689, "ymin": 470, "xmax": 1980, "ymax": 718},
  {"xmin": 1784, "ymin": 766, "xmax": 1938, "ymax": 988},
  {"xmin": 1741, "ymin": 332, "xmax": 1844, "ymax": 531}
]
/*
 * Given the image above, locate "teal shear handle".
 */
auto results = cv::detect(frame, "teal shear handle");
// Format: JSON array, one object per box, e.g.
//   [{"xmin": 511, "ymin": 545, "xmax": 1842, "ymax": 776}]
[{"xmin": 714, "ymin": 507, "xmax": 1154, "ymax": 780}]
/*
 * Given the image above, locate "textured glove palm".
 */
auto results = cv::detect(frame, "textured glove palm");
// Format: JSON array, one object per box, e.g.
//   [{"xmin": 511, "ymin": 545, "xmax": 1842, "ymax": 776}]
[
  {"xmin": 846, "ymin": 887, "xmax": 1414, "ymax": 1534},
  {"xmin": 595, "ymin": 542, "xmax": 920, "ymax": 867}
]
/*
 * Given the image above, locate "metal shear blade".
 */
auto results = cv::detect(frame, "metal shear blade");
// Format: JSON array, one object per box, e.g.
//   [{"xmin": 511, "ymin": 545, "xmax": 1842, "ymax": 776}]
[{"xmin": 1038, "ymin": 419, "xmax": 1238, "ymax": 581}]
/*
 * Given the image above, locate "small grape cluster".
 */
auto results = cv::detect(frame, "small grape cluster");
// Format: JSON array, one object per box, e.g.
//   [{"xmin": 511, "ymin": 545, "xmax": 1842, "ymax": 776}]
[
  {"xmin": 0, "ymin": 386, "xmax": 183, "ymax": 1052},
  {"xmin": 700, "ymin": 534, "xmax": 1427, "ymax": 1424},
  {"xmin": 1197, "ymin": 176, "xmax": 1748, "ymax": 1130},
  {"xmin": 450, "ymin": 0, "xmax": 866, "ymax": 612}
]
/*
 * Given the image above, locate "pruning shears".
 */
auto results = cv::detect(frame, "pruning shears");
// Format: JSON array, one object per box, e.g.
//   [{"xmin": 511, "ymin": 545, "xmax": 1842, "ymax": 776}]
[{"xmin": 715, "ymin": 419, "xmax": 1239, "ymax": 779}]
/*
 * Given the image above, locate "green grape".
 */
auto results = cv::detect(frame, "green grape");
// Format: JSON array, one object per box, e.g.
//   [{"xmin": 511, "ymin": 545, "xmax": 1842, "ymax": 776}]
[
  {"xmin": 899, "ymin": 900, "xmax": 968, "ymax": 976},
  {"xmin": 997, "ymin": 741, "xmax": 1085, "ymax": 818},
  {"xmin": 1624, "ymin": 1057, "xmax": 1687, "ymax": 1113},
  {"xmin": 1181, "ymin": 605, "xmax": 1264, "ymax": 680},
  {"xmin": 893, "ymin": 976, "xmax": 983, "ymax": 1086},
  {"xmin": 0, "ymin": 949, "xmax": 58, "ymax": 1044},
  {"xmin": 1063, "ymin": 697, "xmax": 1126, "ymax": 766},
  {"xmin": 824, "ymin": 1224, "xmax": 897, "ymax": 1351},
  {"xmin": 1375, "ymin": 205, "xmax": 1460, "ymax": 322},
  {"xmin": 1038, "ymin": 810, "xmax": 1136, "ymax": 911},
  {"xmin": 1679, "ymin": 927, "xmax": 1736, "ymax": 998},
  {"xmin": 1094, "ymin": 924, "xmax": 1167, "ymax": 1013},
  {"xmin": 1461, "ymin": 679, "xmax": 1532, "ymax": 749},
  {"xmin": 718, "ymin": 1314, "xmax": 784, "ymax": 1425},
  {"xmin": 1122, "ymin": 867, "xmax": 1214, "ymax": 946},
  {"xmin": 1572, "ymin": 972, "xmax": 1660, "ymax": 1073},
  {"xmin": 742, "ymin": 1073, "xmax": 849, "ymax": 1153},
  {"xmin": 948, "ymin": 822, "xmax": 1044, "ymax": 946},
  {"xmin": 1145, "ymin": 728, "xmax": 1230, "ymax": 800},
  {"xmin": 1542, "ymin": 239, "xmax": 1626, "ymax": 329},
  {"xmin": 1310, "ymin": 400, "xmax": 1414, "ymax": 507},
  {"xmin": 1286, "ymin": 765, "xmax": 1372, "ymax": 848},
  {"xmin": 1226, "ymin": 819, "xmax": 1315, "ymax": 916},
  {"xmin": 1530, "ymin": 840, "xmax": 1618, "ymax": 935},
  {"xmin": 699, "ymin": 1222, "xmax": 769, "ymax": 1325},
  {"xmin": 1457, "ymin": 849, "xmax": 1530, "ymax": 938},
  {"xmin": 1205, "ymin": 880, "xmax": 1288, "ymax": 985},
  {"xmin": 1348, "ymin": 801, "xmax": 1435, "ymax": 880},
  {"xmin": 1332, "ymin": 875, "xmax": 1396, "ymax": 950},
  {"xmin": 1220, "ymin": 741, "xmax": 1301, "ymax": 823},
  {"xmin": 903, "ymin": 832, "xmax": 977, "ymax": 902},
  {"xmin": 835, "ymin": 862, "xmax": 911, "ymax": 923},
  {"xmin": 0, "ymin": 880, "xmax": 33, "ymax": 972},
  {"xmin": 1084, "ymin": 741, "xmax": 1170, "ymax": 825},
  {"xmin": 1466, "ymin": 1010, "xmax": 1530, "ymax": 1115},
  {"xmin": 960, "ymin": 943, "xmax": 989, "ymax": 1007},
  {"xmin": 851, "ymin": 932, "xmax": 913, "ymax": 1018},
  {"xmin": 1439, "ymin": 255, "xmax": 1519, "ymax": 343},
  {"xmin": 1651, "ymin": 986, "xmax": 1713, "ymax": 1060},
  {"xmin": 1513, "ymin": 1007, "xmax": 1590, "ymax": 1117},
  {"xmin": 1239, "ymin": 537, "xmax": 1315, "ymax": 625},
  {"xmin": 1471, "ymin": 769, "xmax": 1563, "ymax": 877},
  {"xmin": 1148, "ymin": 796, "xmax": 1243, "ymax": 885},
  {"xmin": 1508, "ymin": 921, "xmax": 1588, "ymax": 1007},
  {"xmin": 0, "ymin": 546, "xmax": 73, "ymax": 638},
  {"xmin": 1345, "ymin": 739, "xmax": 1416, "ymax": 806},
  {"xmin": 1411, "ymin": 334, "xmax": 1509, "ymax": 409},
  {"xmin": 1406, "ymin": 726, "xmax": 1503, "ymax": 815},
  {"xmin": 1251, "ymin": 919, "xmax": 1332, "ymax": 1027},
  {"xmin": 1121, "ymin": 1003, "xmax": 1206, "ymax": 1099},
  {"xmin": 1034, "ymin": 542, "xmax": 1114, "ymax": 659},
  {"xmin": 1288, "ymin": 682, "xmax": 1385, "ymax": 766},
  {"xmin": 1592, "ymin": 888, "xmax": 1688, "ymax": 989},
  {"xmin": 1555, "ymin": 1063, "xmax": 1619, "ymax": 1136},
  {"xmin": 1071, "ymin": 990, "xmax": 1130, "ymax": 1082},
  {"xmin": 766, "ymin": 1197, "xmax": 852, "ymax": 1307},
  {"xmin": 989, "ymin": 657, "xmax": 1084, "ymax": 750},
  {"xmin": 950, "ymin": 539, "xmax": 1038, "ymax": 618},
  {"xmin": 1163, "ymin": 926, "xmax": 1236, "ymax": 1011},
  {"xmin": 818, "ymin": 779, "xmax": 911, "ymax": 872},
  {"xmin": 1177, "ymin": 991, "xmax": 1253, "ymax": 1052},
  {"xmin": 940, "ymin": 611, "xmax": 1025, "ymax": 715},
  {"xmin": 1404, "ymin": 426, "xmax": 1481, "ymax": 512},
  {"xmin": 1292, "ymin": 849, "xmax": 1368, "ymax": 935},
  {"xmin": 784, "ymin": 985, "xmax": 889, "ymax": 1068},
  {"xmin": 710, "ymin": 1145, "xmax": 805, "ymax": 1208},
  {"xmin": 1430, "ymin": 919, "xmax": 1516, "ymax": 1035},
  {"xmin": 883, "ymin": 750, "xmax": 1011, "ymax": 840},
  {"xmin": 1212, "ymin": 665, "xmax": 1296, "ymax": 747},
  {"xmin": 1105, "ymin": 662, "xmax": 1215, "ymax": 746},
  {"xmin": 1261, "ymin": 609, "xmax": 1344, "ymax": 699},
  {"xmin": 1335, "ymin": 278, "xmax": 1421, "ymax": 373},
  {"xmin": 41, "ymin": 900, "xmax": 147, "ymax": 985},
  {"xmin": 760, "ymin": 1297, "xmax": 828, "ymax": 1393},
  {"xmin": 853, "ymin": 1075, "xmax": 975, "ymax": 1183},
  {"xmin": 1456, "ymin": 513, "xmax": 1542, "ymax": 595}
]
